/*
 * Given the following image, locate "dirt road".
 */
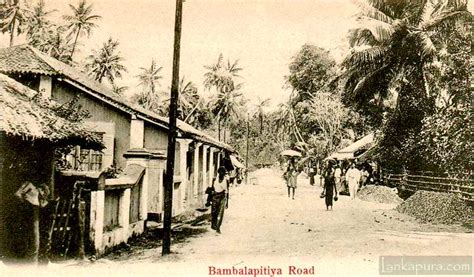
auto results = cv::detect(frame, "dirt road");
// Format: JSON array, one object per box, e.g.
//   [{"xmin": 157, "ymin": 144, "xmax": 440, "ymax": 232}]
[{"xmin": 6, "ymin": 168, "xmax": 472, "ymax": 276}]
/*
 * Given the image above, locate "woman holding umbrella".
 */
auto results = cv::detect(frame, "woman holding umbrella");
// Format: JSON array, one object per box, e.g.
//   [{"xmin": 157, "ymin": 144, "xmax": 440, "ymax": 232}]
[{"xmin": 281, "ymin": 150, "xmax": 301, "ymax": 200}]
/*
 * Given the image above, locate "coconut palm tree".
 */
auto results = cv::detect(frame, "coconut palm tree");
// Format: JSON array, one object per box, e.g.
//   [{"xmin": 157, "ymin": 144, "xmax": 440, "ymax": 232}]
[
  {"xmin": 0, "ymin": 0, "xmax": 28, "ymax": 46},
  {"xmin": 24, "ymin": 0, "xmax": 55, "ymax": 42},
  {"xmin": 112, "ymin": 84, "xmax": 128, "ymax": 96},
  {"xmin": 203, "ymin": 53, "xmax": 242, "ymax": 94},
  {"xmin": 131, "ymin": 59, "xmax": 164, "ymax": 114},
  {"xmin": 63, "ymin": 0, "xmax": 101, "ymax": 60},
  {"xmin": 162, "ymin": 77, "xmax": 200, "ymax": 121},
  {"xmin": 340, "ymin": 0, "xmax": 469, "ymax": 167},
  {"xmin": 210, "ymin": 86, "xmax": 245, "ymax": 141},
  {"xmin": 341, "ymin": 0, "xmax": 469, "ymax": 123},
  {"xmin": 136, "ymin": 59, "xmax": 163, "ymax": 96},
  {"xmin": 85, "ymin": 38, "xmax": 127, "ymax": 86},
  {"xmin": 47, "ymin": 25, "xmax": 75, "ymax": 63},
  {"xmin": 255, "ymin": 97, "xmax": 270, "ymax": 132}
]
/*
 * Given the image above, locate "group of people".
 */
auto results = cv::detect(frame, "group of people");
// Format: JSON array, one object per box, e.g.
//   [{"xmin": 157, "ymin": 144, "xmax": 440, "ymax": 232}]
[
  {"xmin": 321, "ymin": 161, "xmax": 364, "ymax": 210},
  {"xmin": 283, "ymin": 158, "xmax": 377, "ymax": 210}
]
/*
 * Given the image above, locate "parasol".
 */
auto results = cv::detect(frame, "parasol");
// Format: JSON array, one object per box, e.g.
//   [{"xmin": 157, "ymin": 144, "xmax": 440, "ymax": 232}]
[{"xmin": 280, "ymin": 149, "xmax": 302, "ymax": 157}]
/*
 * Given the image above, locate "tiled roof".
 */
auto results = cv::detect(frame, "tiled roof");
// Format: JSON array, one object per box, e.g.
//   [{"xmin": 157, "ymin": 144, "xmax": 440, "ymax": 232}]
[
  {"xmin": 0, "ymin": 45, "xmax": 233, "ymax": 151},
  {"xmin": 0, "ymin": 73, "xmax": 103, "ymax": 148},
  {"xmin": 0, "ymin": 45, "xmax": 57, "ymax": 75}
]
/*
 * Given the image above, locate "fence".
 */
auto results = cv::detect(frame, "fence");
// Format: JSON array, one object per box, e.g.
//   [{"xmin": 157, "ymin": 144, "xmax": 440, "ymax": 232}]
[{"xmin": 384, "ymin": 170, "xmax": 474, "ymax": 203}]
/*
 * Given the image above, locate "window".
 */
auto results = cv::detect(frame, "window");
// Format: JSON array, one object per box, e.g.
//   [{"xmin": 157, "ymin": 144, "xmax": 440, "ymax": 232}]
[
  {"xmin": 103, "ymin": 190, "xmax": 121, "ymax": 231},
  {"xmin": 129, "ymin": 182, "xmax": 141, "ymax": 223},
  {"xmin": 64, "ymin": 131, "xmax": 104, "ymax": 171}
]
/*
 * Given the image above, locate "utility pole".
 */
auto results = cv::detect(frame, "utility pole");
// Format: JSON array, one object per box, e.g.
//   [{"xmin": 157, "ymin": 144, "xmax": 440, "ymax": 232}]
[
  {"xmin": 245, "ymin": 112, "xmax": 249, "ymax": 184},
  {"xmin": 163, "ymin": 0, "xmax": 183, "ymax": 256}
]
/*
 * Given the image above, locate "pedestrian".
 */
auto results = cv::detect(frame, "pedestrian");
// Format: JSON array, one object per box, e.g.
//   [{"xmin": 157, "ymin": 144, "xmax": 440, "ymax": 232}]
[
  {"xmin": 309, "ymin": 166, "xmax": 315, "ymax": 186},
  {"xmin": 360, "ymin": 167, "xmax": 369, "ymax": 187},
  {"xmin": 285, "ymin": 158, "xmax": 299, "ymax": 199},
  {"xmin": 334, "ymin": 162, "xmax": 343, "ymax": 192},
  {"xmin": 345, "ymin": 163, "xmax": 361, "ymax": 200},
  {"xmin": 210, "ymin": 166, "xmax": 229, "ymax": 234},
  {"xmin": 323, "ymin": 165, "xmax": 338, "ymax": 210}
]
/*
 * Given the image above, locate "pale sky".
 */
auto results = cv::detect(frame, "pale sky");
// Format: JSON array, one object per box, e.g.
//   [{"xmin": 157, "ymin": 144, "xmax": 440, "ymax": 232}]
[{"xmin": 1, "ymin": 0, "xmax": 359, "ymax": 109}]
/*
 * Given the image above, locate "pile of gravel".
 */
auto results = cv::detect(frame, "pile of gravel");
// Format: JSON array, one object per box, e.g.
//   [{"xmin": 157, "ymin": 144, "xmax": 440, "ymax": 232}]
[
  {"xmin": 358, "ymin": 185, "xmax": 403, "ymax": 204},
  {"xmin": 396, "ymin": 191, "xmax": 473, "ymax": 225}
]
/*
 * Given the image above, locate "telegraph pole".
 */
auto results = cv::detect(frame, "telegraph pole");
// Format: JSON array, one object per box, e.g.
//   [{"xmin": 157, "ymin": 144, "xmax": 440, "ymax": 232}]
[
  {"xmin": 245, "ymin": 112, "xmax": 249, "ymax": 184},
  {"xmin": 163, "ymin": 0, "xmax": 183, "ymax": 255}
]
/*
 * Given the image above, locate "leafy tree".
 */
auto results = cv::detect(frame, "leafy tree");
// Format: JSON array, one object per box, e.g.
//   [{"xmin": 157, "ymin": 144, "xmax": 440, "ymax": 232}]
[
  {"xmin": 0, "ymin": 0, "xmax": 28, "ymax": 46},
  {"xmin": 339, "ymin": 0, "xmax": 469, "ymax": 169},
  {"xmin": 85, "ymin": 37, "xmax": 127, "ymax": 86},
  {"xmin": 417, "ymin": 108, "xmax": 472, "ymax": 172},
  {"xmin": 63, "ymin": 0, "xmax": 101, "ymax": 60},
  {"xmin": 286, "ymin": 44, "xmax": 336, "ymax": 104}
]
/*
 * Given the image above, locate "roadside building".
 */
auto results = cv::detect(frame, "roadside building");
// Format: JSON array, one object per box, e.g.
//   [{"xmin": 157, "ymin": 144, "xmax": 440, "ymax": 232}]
[
  {"xmin": 0, "ymin": 73, "xmax": 103, "ymax": 262},
  {"xmin": 0, "ymin": 45, "xmax": 233, "ymax": 255}
]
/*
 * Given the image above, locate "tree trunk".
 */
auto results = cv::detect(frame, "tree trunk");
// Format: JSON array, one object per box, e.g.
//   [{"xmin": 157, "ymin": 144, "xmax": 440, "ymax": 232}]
[
  {"xmin": 70, "ymin": 27, "xmax": 81, "ymax": 60},
  {"xmin": 9, "ymin": 14, "xmax": 17, "ymax": 47},
  {"xmin": 218, "ymin": 118, "xmax": 221, "ymax": 141},
  {"xmin": 33, "ymin": 206, "xmax": 39, "ymax": 264},
  {"xmin": 184, "ymin": 102, "xmax": 200, "ymax": 123}
]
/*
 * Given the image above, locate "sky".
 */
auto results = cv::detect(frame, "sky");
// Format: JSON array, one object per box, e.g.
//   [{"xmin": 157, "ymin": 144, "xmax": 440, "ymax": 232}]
[{"xmin": 1, "ymin": 0, "xmax": 361, "ymax": 109}]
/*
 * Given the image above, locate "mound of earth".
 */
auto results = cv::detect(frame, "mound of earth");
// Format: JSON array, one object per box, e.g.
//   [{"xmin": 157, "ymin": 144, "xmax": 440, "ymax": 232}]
[
  {"xmin": 358, "ymin": 185, "xmax": 403, "ymax": 204},
  {"xmin": 396, "ymin": 191, "xmax": 473, "ymax": 225}
]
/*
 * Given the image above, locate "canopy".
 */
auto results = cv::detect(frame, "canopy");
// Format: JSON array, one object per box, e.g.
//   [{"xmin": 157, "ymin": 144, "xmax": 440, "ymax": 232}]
[
  {"xmin": 230, "ymin": 155, "xmax": 245, "ymax": 169},
  {"xmin": 327, "ymin": 133, "xmax": 374, "ymax": 160}
]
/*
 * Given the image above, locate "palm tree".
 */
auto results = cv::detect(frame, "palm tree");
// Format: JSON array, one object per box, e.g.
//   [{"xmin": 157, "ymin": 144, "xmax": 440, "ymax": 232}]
[
  {"xmin": 63, "ymin": 0, "xmax": 101, "ymax": 60},
  {"xmin": 24, "ymin": 0, "xmax": 55, "ymax": 43},
  {"xmin": 203, "ymin": 53, "xmax": 242, "ymax": 94},
  {"xmin": 162, "ymin": 77, "xmax": 200, "ymax": 121},
  {"xmin": 85, "ymin": 38, "xmax": 127, "ymax": 86},
  {"xmin": 340, "ymin": 0, "xmax": 469, "ymax": 166},
  {"xmin": 0, "ymin": 0, "xmax": 28, "ymax": 46},
  {"xmin": 274, "ymin": 102, "xmax": 306, "ymax": 146},
  {"xmin": 112, "ymin": 84, "xmax": 128, "ymax": 96},
  {"xmin": 136, "ymin": 59, "xmax": 163, "ymax": 96},
  {"xmin": 255, "ymin": 97, "xmax": 270, "ymax": 132},
  {"xmin": 341, "ymin": 0, "xmax": 468, "ymax": 120},
  {"xmin": 210, "ymin": 86, "xmax": 245, "ymax": 141},
  {"xmin": 132, "ymin": 59, "xmax": 164, "ymax": 114},
  {"xmin": 47, "ymin": 25, "xmax": 75, "ymax": 63}
]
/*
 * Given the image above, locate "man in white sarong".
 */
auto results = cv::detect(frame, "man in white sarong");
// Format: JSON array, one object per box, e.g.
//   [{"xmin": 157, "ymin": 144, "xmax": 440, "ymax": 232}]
[{"xmin": 345, "ymin": 163, "xmax": 361, "ymax": 200}]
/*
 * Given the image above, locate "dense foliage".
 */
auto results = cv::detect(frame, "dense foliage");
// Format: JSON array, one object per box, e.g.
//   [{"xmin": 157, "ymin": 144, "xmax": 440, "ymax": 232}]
[{"xmin": 339, "ymin": 0, "xmax": 471, "ymax": 171}]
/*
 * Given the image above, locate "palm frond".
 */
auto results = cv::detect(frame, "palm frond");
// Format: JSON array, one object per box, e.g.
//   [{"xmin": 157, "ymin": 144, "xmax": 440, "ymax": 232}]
[{"xmin": 353, "ymin": 0, "xmax": 394, "ymax": 24}]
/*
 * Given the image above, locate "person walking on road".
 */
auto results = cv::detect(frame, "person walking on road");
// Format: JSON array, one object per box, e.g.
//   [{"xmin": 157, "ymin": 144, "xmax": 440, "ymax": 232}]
[
  {"xmin": 323, "ymin": 165, "xmax": 338, "ymax": 210},
  {"xmin": 334, "ymin": 163, "xmax": 343, "ymax": 192},
  {"xmin": 345, "ymin": 163, "xmax": 361, "ymax": 200},
  {"xmin": 285, "ymin": 158, "xmax": 299, "ymax": 199},
  {"xmin": 211, "ymin": 167, "xmax": 229, "ymax": 234}
]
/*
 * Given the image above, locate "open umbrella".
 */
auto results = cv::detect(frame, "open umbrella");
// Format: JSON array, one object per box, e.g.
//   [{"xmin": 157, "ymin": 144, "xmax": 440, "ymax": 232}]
[{"xmin": 280, "ymin": 149, "xmax": 302, "ymax": 157}]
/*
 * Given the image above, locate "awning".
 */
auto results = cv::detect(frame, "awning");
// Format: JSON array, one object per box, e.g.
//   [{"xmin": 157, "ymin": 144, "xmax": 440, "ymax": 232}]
[
  {"xmin": 230, "ymin": 155, "xmax": 245, "ymax": 169},
  {"xmin": 326, "ymin": 133, "xmax": 374, "ymax": 160}
]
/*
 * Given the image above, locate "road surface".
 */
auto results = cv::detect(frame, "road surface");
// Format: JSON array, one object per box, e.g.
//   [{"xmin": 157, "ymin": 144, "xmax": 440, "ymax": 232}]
[{"xmin": 5, "ymin": 168, "xmax": 472, "ymax": 276}]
